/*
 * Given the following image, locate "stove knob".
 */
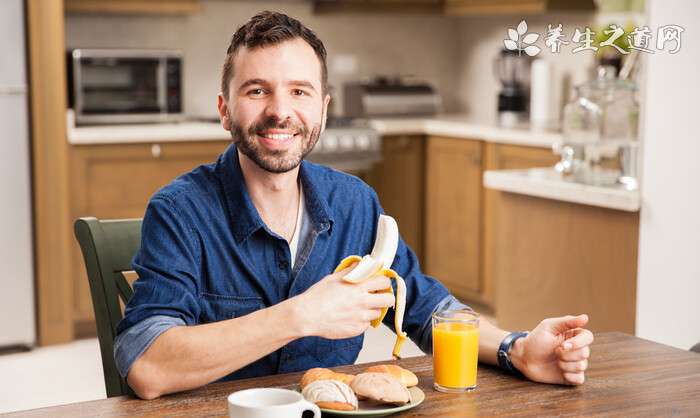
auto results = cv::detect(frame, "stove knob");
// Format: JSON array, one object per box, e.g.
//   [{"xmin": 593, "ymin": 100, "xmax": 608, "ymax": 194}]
[
  {"xmin": 324, "ymin": 134, "xmax": 338, "ymax": 151},
  {"xmin": 340, "ymin": 135, "xmax": 355, "ymax": 150},
  {"xmin": 356, "ymin": 134, "xmax": 370, "ymax": 150}
]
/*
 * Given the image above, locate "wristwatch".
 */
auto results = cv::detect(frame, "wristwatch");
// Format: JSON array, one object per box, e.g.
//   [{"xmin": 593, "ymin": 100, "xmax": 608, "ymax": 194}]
[{"xmin": 497, "ymin": 331, "xmax": 528, "ymax": 376}]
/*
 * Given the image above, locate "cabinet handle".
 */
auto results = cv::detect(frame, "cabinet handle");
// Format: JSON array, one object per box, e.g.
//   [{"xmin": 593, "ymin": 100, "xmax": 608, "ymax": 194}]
[{"xmin": 151, "ymin": 144, "xmax": 162, "ymax": 158}]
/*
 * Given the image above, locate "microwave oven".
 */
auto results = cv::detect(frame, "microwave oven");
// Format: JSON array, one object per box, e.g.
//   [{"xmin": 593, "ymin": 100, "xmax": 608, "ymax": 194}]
[{"xmin": 67, "ymin": 49, "xmax": 184, "ymax": 125}]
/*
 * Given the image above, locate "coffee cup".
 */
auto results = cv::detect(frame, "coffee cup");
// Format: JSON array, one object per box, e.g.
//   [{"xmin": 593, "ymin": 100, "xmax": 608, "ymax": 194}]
[{"xmin": 227, "ymin": 387, "xmax": 320, "ymax": 418}]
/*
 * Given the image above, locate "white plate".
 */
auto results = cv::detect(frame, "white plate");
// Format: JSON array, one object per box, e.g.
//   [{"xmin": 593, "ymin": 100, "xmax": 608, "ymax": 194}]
[{"xmin": 319, "ymin": 386, "xmax": 425, "ymax": 417}]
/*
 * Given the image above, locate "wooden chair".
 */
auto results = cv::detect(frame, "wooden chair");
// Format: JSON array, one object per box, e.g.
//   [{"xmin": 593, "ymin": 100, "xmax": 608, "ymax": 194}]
[{"xmin": 74, "ymin": 217, "xmax": 142, "ymax": 397}]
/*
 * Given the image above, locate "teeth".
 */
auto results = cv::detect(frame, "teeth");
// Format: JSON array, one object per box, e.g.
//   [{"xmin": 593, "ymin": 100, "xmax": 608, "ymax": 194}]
[{"xmin": 261, "ymin": 133, "xmax": 294, "ymax": 140}]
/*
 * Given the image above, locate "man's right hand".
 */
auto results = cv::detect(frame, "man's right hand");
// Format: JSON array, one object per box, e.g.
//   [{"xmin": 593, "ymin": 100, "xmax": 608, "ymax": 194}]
[{"xmin": 291, "ymin": 266, "xmax": 396, "ymax": 340}]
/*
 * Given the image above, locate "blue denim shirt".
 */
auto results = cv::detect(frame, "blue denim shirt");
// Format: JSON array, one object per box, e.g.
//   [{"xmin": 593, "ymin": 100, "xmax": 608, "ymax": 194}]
[{"xmin": 115, "ymin": 143, "xmax": 466, "ymax": 382}]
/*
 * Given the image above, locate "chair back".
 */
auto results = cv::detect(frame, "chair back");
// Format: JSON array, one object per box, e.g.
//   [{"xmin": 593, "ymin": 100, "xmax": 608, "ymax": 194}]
[{"xmin": 74, "ymin": 217, "xmax": 142, "ymax": 397}]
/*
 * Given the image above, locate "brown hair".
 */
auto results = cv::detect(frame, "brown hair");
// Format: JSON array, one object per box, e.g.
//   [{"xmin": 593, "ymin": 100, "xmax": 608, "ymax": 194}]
[{"xmin": 221, "ymin": 11, "xmax": 328, "ymax": 99}]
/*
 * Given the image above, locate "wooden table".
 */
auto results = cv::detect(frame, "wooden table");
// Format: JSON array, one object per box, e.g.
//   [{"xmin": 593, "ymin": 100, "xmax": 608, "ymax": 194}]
[{"xmin": 5, "ymin": 333, "xmax": 700, "ymax": 417}]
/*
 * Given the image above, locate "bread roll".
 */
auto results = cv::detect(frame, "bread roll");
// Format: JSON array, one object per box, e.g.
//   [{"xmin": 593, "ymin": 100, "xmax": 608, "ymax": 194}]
[
  {"xmin": 300, "ymin": 368, "xmax": 355, "ymax": 389},
  {"xmin": 365, "ymin": 364, "xmax": 418, "ymax": 387},
  {"xmin": 302, "ymin": 379, "xmax": 358, "ymax": 411},
  {"xmin": 350, "ymin": 372, "xmax": 411, "ymax": 405}
]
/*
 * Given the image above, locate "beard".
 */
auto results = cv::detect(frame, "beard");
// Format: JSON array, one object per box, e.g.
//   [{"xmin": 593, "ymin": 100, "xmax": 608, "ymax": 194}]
[{"xmin": 229, "ymin": 112, "xmax": 322, "ymax": 174}]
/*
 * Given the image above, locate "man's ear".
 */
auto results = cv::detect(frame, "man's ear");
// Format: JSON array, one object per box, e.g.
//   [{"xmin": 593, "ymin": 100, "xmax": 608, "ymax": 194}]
[
  {"xmin": 217, "ymin": 93, "xmax": 231, "ymax": 131},
  {"xmin": 320, "ymin": 94, "xmax": 331, "ymax": 132}
]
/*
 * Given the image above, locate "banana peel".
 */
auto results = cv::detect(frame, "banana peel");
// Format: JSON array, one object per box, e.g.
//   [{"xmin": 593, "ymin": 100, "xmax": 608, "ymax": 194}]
[{"xmin": 334, "ymin": 255, "xmax": 407, "ymax": 359}]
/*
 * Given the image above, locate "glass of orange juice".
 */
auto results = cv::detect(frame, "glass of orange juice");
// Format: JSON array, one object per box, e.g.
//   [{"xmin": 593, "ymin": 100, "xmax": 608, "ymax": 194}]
[{"xmin": 432, "ymin": 309, "xmax": 479, "ymax": 392}]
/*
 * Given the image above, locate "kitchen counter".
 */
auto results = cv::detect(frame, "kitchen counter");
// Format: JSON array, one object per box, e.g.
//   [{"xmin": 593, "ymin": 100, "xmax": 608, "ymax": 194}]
[
  {"xmin": 66, "ymin": 113, "xmax": 561, "ymax": 148},
  {"xmin": 369, "ymin": 114, "xmax": 561, "ymax": 147},
  {"xmin": 484, "ymin": 168, "xmax": 641, "ymax": 212}
]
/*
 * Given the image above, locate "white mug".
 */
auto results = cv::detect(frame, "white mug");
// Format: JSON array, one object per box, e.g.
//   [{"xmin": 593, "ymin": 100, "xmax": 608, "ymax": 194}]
[{"xmin": 227, "ymin": 387, "xmax": 320, "ymax": 418}]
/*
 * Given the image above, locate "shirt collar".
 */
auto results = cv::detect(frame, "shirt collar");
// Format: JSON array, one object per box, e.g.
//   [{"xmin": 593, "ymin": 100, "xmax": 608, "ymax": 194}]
[{"xmin": 217, "ymin": 143, "xmax": 333, "ymax": 243}]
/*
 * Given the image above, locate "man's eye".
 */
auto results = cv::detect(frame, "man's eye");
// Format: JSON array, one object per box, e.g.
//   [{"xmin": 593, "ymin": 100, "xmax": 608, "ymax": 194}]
[
  {"xmin": 293, "ymin": 89, "xmax": 307, "ymax": 96},
  {"xmin": 248, "ymin": 88, "xmax": 265, "ymax": 96}
]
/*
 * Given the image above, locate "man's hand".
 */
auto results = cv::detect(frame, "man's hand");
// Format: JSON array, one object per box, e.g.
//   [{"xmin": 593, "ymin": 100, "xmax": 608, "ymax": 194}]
[
  {"xmin": 290, "ymin": 266, "xmax": 396, "ymax": 340},
  {"xmin": 510, "ymin": 314, "xmax": 594, "ymax": 385}
]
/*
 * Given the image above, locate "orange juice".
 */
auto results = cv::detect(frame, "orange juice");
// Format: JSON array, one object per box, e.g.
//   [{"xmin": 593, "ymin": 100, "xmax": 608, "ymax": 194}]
[{"xmin": 433, "ymin": 321, "xmax": 479, "ymax": 390}]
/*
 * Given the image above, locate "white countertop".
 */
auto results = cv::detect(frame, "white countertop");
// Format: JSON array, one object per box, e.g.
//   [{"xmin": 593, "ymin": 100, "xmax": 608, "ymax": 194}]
[
  {"xmin": 484, "ymin": 168, "xmax": 641, "ymax": 212},
  {"xmin": 67, "ymin": 112, "xmax": 561, "ymax": 148},
  {"xmin": 369, "ymin": 115, "xmax": 561, "ymax": 147}
]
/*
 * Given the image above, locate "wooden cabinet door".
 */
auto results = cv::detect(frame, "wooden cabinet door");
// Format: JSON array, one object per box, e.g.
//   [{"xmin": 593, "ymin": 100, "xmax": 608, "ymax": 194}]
[
  {"xmin": 481, "ymin": 143, "xmax": 557, "ymax": 308},
  {"xmin": 69, "ymin": 141, "xmax": 229, "ymax": 333},
  {"xmin": 424, "ymin": 136, "xmax": 483, "ymax": 301},
  {"xmin": 367, "ymin": 135, "xmax": 425, "ymax": 260}
]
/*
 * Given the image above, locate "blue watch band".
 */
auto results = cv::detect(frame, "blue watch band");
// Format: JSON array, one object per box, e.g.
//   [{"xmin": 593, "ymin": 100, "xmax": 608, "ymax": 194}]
[{"xmin": 497, "ymin": 331, "xmax": 528, "ymax": 376}]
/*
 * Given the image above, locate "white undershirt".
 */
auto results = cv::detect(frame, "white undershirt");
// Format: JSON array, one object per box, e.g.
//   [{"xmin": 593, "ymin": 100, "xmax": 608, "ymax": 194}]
[{"xmin": 288, "ymin": 183, "xmax": 305, "ymax": 269}]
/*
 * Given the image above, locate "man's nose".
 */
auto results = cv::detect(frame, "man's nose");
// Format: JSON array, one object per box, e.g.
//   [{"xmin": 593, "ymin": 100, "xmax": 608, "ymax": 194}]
[{"xmin": 264, "ymin": 92, "xmax": 294, "ymax": 122}]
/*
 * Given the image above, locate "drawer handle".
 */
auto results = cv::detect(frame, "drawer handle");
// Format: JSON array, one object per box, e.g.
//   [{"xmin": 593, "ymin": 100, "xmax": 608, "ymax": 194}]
[{"xmin": 151, "ymin": 144, "xmax": 162, "ymax": 158}]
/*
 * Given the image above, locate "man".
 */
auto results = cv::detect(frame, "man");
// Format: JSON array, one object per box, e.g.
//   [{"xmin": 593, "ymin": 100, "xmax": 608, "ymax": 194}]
[{"xmin": 115, "ymin": 11, "xmax": 593, "ymax": 400}]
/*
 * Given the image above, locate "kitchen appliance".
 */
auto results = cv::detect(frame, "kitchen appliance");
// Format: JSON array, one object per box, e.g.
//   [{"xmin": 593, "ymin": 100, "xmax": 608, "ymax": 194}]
[
  {"xmin": 0, "ymin": 0, "xmax": 35, "ymax": 348},
  {"xmin": 343, "ymin": 77, "xmax": 440, "ymax": 118},
  {"xmin": 557, "ymin": 65, "xmax": 639, "ymax": 189},
  {"xmin": 67, "ymin": 48, "xmax": 183, "ymax": 125},
  {"xmin": 493, "ymin": 48, "xmax": 531, "ymax": 128},
  {"xmin": 308, "ymin": 117, "xmax": 382, "ymax": 174}
]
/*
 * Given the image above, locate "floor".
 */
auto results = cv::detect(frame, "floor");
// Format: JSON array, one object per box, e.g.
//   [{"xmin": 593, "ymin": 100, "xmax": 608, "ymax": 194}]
[{"xmin": 0, "ymin": 324, "xmax": 424, "ymax": 414}]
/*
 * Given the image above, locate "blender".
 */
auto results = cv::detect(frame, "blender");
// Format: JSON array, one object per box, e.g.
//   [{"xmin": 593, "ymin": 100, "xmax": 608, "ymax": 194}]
[{"xmin": 493, "ymin": 48, "xmax": 531, "ymax": 128}]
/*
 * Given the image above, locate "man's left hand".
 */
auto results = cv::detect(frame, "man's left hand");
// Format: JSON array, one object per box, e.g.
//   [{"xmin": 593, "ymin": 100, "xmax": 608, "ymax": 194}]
[{"xmin": 510, "ymin": 314, "xmax": 594, "ymax": 385}]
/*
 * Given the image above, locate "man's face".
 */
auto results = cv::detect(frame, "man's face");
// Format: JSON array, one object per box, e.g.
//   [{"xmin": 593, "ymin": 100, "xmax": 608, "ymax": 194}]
[{"xmin": 219, "ymin": 38, "xmax": 330, "ymax": 173}]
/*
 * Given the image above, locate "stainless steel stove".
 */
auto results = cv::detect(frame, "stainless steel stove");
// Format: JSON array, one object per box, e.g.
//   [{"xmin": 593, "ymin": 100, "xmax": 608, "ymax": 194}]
[{"xmin": 307, "ymin": 117, "xmax": 381, "ymax": 174}]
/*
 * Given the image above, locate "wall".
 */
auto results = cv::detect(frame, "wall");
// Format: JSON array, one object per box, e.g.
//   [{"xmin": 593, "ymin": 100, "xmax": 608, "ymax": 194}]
[
  {"xmin": 635, "ymin": 0, "xmax": 700, "ymax": 350},
  {"xmin": 65, "ymin": 0, "xmax": 461, "ymax": 119},
  {"xmin": 65, "ymin": 2, "xmax": 612, "ymax": 124}
]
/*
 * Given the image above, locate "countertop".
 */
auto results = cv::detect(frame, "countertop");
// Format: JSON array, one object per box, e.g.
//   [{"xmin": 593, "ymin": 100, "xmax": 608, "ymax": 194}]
[
  {"xmin": 67, "ymin": 112, "xmax": 561, "ymax": 148},
  {"xmin": 484, "ymin": 168, "xmax": 641, "ymax": 212}
]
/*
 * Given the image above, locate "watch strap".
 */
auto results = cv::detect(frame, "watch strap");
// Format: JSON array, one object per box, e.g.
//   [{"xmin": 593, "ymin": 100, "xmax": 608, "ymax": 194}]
[{"xmin": 497, "ymin": 331, "xmax": 528, "ymax": 376}]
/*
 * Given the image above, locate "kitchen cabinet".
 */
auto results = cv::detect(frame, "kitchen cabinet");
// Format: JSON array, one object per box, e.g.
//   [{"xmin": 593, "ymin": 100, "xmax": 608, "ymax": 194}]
[
  {"xmin": 424, "ymin": 136, "xmax": 483, "ymax": 302},
  {"xmin": 313, "ymin": 0, "xmax": 441, "ymax": 14},
  {"xmin": 367, "ymin": 135, "xmax": 425, "ymax": 261},
  {"xmin": 69, "ymin": 141, "xmax": 229, "ymax": 333},
  {"xmin": 65, "ymin": 0, "xmax": 201, "ymax": 15},
  {"xmin": 444, "ymin": 0, "xmax": 595, "ymax": 16},
  {"xmin": 493, "ymin": 193, "xmax": 639, "ymax": 334},
  {"xmin": 481, "ymin": 143, "xmax": 559, "ymax": 306}
]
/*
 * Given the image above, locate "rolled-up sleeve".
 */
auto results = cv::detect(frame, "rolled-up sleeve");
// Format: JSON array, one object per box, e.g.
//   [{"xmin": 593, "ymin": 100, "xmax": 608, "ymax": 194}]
[
  {"xmin": 115, "ymin": 194, "xmax": 202, "ymax": 377},
  {"xmin": 114, "ymin": 315, "xmax": 186, "ymax": 378}
]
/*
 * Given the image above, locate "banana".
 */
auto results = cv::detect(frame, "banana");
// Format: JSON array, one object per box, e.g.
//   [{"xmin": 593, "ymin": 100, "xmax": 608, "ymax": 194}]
[{"xmin": 333, "ymin": 215, "xmax": 408, "ymax": 359}]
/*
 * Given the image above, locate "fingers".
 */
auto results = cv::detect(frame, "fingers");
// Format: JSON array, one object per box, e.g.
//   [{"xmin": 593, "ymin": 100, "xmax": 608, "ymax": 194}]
[
  {"xmin": 366, "ymin": 309, "xmax": 383, "ymax": 322},
  {"xmin": 558, "ymin": 345, "xmax": 590, "ymax": 361},
  {"xmin": 563, "ymin": 372, "xmax": 585, "ymax": 385},
  {"xmin": 361, "ymin": 275, "xmax": 392, "ymax": 292},
  {"xmin": 560, "ymin": 328, "xmax": 594, "ymax": 351},
  {"xmin": 558, "ymin": 359, "xmax": 588, "ymax": 373},
  {"xmin": 544, "ymin": 314, "xmax": 589, "ymax": 334},
  {"xmin": 366, "ymin": 292, "xmax": 395, "ymax": 309},
  {"xmin": 331, "ymin": 263, "xmax": 358, "ymax": 279}
]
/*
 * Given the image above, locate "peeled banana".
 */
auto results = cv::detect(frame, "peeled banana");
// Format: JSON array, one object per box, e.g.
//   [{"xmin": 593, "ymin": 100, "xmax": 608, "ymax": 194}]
[{"xmin": 334, "ymin": 215, "xmax": 408, "ymax": 359}]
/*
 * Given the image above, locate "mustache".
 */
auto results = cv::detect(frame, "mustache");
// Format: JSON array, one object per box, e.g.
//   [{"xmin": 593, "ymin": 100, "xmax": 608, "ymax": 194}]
[{"xmin": 248, "ymin": 116, "xmax": 308, "ymax": 136}]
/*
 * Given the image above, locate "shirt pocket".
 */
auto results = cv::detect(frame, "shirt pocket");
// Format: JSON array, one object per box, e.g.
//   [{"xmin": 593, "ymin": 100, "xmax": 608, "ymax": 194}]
[{"xmin": 199, "ymin": 293, "xmax": 264, "ymax": 323}]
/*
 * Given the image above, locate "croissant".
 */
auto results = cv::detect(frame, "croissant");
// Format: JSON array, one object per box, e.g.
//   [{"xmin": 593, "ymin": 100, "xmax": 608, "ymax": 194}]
[
  {"xmin": 302, "ymin": 379, "xmax": 358, "ymax": 411},
  {"xmin": 365, "ymin": 364, "xmax": 418, "ymax": 387}
]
